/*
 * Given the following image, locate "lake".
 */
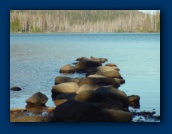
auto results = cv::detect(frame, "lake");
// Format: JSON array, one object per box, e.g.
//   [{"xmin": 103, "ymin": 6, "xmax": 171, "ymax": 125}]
[{"xmin": 10, "ymin": 33, "xmax": 160, "ymax": 117}]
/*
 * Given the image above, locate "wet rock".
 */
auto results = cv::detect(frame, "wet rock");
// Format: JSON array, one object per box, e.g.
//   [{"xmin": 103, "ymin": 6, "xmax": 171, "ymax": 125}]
[
  {"xmin": 76, "ymin": 57, "xmax": 89, "ymax": 61},
  {"xmin": 78, "ymin": 77, "xmax": 120, "ymax": 88},
  {"xmin": 114, "ymin": 78, "xmax": 125, "ymax": 85},
  {"xmin": 52, "ymin": 82, "xmax": 79, "ymax": 94},
  {"xmin": 87, "ymin": 74, "xmax": 106, "ymax": 78},
  {"xmin": 96, "ymin": 70, "xmax": 122, "ymax": 78},
  {"xmin": 25, "ymin": 92, "xmax": 48, "ymax": 113},
  {"xmin": 10, "ymin": 87, "xmax": 22, "ymax": 91},
  {"xmin": 59, "ymin": 64, "xmax": 75, "ymax": 74},
  {"xmin": 52, "ymin": 93, "xmax": 76, "ymax": 100},
  {"xmin": 128, "ymin": 95, "xmax": 140, "ymax": 109},
  {"xmin": 25, "ymin": 92, "xmax": 48, "ymax": 106},
  {"xmin": 101, "ymin": 98, "xmax": 124, "ymax": 110},
  {"xmin": 53, "ymin": 99, "xmax": 68, "ymax": 106},
  {"xmin": 94, "ymin": 86, "xmax": 129, "ymax": 107},
  {"xmin": 75, "ymin": 90, "xmax": 102, "ymax": 102},
  {"xmin": 102, "ymin": 109, "xmax": 133, "ymax": 122},
  {"xmin": 76, "ymin": 84, "xmax": 100, "ymax": 94},
  {"xmin": 90, "ymin": 56, "xmax": 108, "ymax": 63},
  {"xmin": 53, "ymin": 100, "xmax": 106, "ymax": 122},
  {"xmin": 55, "ymin": 76, "xmax": 79, "ymax": 85},
  {"xmin": 105, "ymin": 63, "xmax": 117, "ymax": 67},
  {"xmin": 75, "ymin": 60, "xmax": 102, "ymax": 72}
]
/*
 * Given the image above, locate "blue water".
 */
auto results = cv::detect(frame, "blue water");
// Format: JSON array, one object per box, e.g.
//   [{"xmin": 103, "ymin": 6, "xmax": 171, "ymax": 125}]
[{"xmin": 10, "ymin": 33, "xmax": 160, "ymax": 115}]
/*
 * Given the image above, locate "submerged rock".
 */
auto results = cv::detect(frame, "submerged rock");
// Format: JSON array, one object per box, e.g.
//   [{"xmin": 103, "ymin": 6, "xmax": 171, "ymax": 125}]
[{"xmin": 10, "ymin": 87, "xmax": 22, "ymax": 91}]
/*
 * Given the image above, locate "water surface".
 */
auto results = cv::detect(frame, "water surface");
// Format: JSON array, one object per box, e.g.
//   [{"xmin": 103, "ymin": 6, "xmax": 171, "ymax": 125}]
[{"xmin": 10, "ymin": 33, "xmax": 160, "ymax": 116}]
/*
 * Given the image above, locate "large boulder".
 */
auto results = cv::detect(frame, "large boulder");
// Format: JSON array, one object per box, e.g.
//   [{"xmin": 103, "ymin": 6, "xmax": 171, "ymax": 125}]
[
  {"xmin": 52, "ymin": 82, "xmax": 79, "ymax": 94},
  {"xmin": 53, "ymin": 100, "xmax": 106, "ymax": 122},
  {"xmin": 102, "ymin": 109, "xmax": 133, "ymax": 122},
  {"xmin": 59, "ymin": 64, "xmax": 75, "ymax": 74},
  {"xmin": 128, "ymin": 95, "xmax": 140, "ymax": 109},
  {"xmin": 100, "ymin": 98, "xmax": 124, "ymax": 110},
  {"xmin": 76, "ymin": 84, "xmax": 100, "ymax": 94},
  {"xmin": 55, "ymin": 76, "xmax": 79, "ymax": 85},
  {"xmin": 75, "ymin": 60, "xmax": 102, "ymax": 72},
  {"xmin": 78, "ymin": 77, "xmax": 120, "ymax": 88},
  {"xmin": 25, "ymin": 92, "xmax": 48, "ymax": 106},
  {"xmin": 10, "ymin": 86, "xmax": 22, "ymax": 91},
  {"xmin": 75, "ymin": 90, "xmax": 102, "ymax": 102},
  {"xmin": 94, "ymin": 86, "xmax": 129, "ymax": 107}
]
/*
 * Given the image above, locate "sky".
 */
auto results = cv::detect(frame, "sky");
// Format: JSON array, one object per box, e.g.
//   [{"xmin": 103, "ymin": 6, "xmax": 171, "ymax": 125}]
[{"xmin": 139, "ymin": 10, "xmax": 159, "ymax": 14}]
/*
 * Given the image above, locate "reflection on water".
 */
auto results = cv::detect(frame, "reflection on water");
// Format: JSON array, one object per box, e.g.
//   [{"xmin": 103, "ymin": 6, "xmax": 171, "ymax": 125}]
[{"xmin": 10, "ymin": 33, "xmax": 160, "ymax": 115}]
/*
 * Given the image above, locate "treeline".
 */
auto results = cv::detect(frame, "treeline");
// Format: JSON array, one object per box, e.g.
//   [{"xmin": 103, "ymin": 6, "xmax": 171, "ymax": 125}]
[{"xmin": 10, "ymin": 10, "xmax": 160, "ymax": 33}]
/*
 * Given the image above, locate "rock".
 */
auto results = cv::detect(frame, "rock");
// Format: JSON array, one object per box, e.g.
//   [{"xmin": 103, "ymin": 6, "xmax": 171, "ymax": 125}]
[
  {"xmin": 59, "ymin": 64, "xmax": 75, "ymax": 74},
  {"xmin": 76, "ymin": 57, "xmax": 89, "ymax": 61},
  {"xmin": 53, "ymin": 99, "xmax": 68, "ymax": 106},
  {"xmin": 10, "ymin": 87, "xmax": 22, "ymax": 91},
  {"xmin": 53, "ymin": 100, "xmax": 106, "ymax": 122},
  {"xmin": 114, "ymin": 78, "xmax": 125, "ymax": 84},
  {"xmin": 78, "ymin": 77, "xmax": 120, "ymax": 88},
  {"xmin": 55, "ymin": 76, "xmax": 79, "ymax": 85},
  {"xmin": 52, "ymin": 93, "xmax": 76, "ymax": 101},
  {"xmin": 87, "ymin": 74, "xmax": 106, "ymax": 78},
  {"xmin": 75, "ymin": 60, "xmax": 102, "ymax": 72},
  {"xmin": 128, "ymin": 95, "xmax": 140, "ymax": 108},
  {"xmin": 94, "ymin": 86, "xmax": 129, "ymax": 107},
  {"xmin": 101, "ymin": 98, "xmax": 124, "ymax": 110},
  {"xmin": 90, "ymin": 56, "xmax": 108, "ymax": 63},
  {"xmin": 89, "ymin": 102, "xmax": 123, "ymax": 111},
  {"xmin": 105, "ymin": 63, "xmax": 117, "ymax": 67},
  {"xmin": 86, "ymin": 66, "xmax": 120, "ymax": 76},
  {"xmin": 52, "ymin": 82, "xmax": 79, "ymax": 94},
  {"xmin": 96, "ymin": 70, "xmax": 122, "ymax": 78},
  {"xmin": 102, "ymin": 109, "xmax": 133, "ymax": 122},
  {"xmin": 25, "ymin": 92, "xmax": 48, "ymax": 106},
  {"xmin": 76, "ymin": 84, "xmax": 100, "ymax": 94},
  {"xmin": 75, "ymin": 90, "xmax": 102, "ymax": 102}
]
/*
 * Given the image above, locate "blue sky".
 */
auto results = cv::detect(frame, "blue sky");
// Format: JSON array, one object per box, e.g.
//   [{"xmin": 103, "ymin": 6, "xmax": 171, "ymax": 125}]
[{"xmin": 139, "ymin": 10, "xmax": 159, "ymax": 14}]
